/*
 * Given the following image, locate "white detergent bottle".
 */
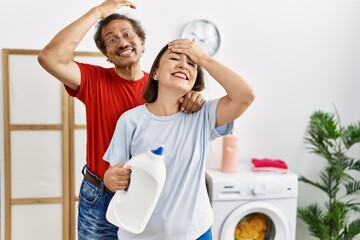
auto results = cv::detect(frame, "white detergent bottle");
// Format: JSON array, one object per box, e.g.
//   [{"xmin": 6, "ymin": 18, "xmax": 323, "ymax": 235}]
[{"xmin": 106, "ymin": 146, "xmax": 166, "ymax": 234}]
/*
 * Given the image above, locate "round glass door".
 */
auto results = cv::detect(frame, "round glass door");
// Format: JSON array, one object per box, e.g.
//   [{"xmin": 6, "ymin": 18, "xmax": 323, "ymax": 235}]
[
  {"xmin": 220, "ymin": 201, "xmax": 290, "ymax": 240},
  {"xmin": 234, "ymin": 212, "xmax": 275, "ymax": 239}
]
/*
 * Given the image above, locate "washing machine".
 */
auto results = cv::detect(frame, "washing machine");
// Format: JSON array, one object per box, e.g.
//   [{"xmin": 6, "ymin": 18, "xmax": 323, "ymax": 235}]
[{"xmin": 206, "ymin": 161, "xmax": 298, "ymax": 240}]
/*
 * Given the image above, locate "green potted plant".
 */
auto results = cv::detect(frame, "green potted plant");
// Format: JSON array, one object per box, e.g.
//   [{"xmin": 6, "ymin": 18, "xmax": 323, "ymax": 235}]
[{"xmin": 298, "ymin": 110, "xmax": 360, "ymax": 240}]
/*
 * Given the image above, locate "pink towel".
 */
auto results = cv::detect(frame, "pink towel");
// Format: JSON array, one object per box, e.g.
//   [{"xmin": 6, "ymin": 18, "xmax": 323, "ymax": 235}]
[{"xmin": 251, "ymin": 158, "xmax": 288, "ymax": 173}]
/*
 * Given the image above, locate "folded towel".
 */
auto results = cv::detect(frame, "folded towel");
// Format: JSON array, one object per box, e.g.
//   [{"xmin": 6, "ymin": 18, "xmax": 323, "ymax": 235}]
[{"xmin": 251, "ymin": 158, "xmax": 288, "ymax": 173}]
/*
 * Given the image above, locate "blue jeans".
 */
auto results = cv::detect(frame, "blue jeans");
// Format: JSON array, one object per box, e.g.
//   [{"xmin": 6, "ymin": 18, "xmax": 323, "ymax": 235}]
[
  {"xmin": 197, "ymin": 228, "xmax": 212, "ymax": 240},
  {"xmin": 78, "ymin": 166, "xmax": 118, "ymax": 240}
]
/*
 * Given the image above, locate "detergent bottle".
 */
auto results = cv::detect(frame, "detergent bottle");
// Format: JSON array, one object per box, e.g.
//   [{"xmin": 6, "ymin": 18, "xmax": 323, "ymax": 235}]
[{"xmin": 106, "ymin": 146, "xmax": 166, "ymax": 234}]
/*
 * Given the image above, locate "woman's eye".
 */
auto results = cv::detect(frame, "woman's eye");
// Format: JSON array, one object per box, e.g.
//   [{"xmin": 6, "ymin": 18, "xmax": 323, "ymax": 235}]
[
  {"xmin": 188, "ymin": 62, "xmax": 195, "ymax": 67},
  {"xmin": 170, "ymin": 57, "xmax": 179, "ymax": 61}
]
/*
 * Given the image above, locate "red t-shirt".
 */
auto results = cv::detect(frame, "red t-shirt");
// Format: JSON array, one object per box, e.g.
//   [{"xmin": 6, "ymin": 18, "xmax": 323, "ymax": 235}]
[{"xmin": 66, "ymin": 62, "xmax": 148, "ymax": 179}]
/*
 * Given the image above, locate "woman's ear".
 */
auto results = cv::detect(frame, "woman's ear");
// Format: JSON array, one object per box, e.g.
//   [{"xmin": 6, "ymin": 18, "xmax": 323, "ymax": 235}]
[{"xmin": 153, "ymin": 71, "xmax": 159, "ymax": 80}]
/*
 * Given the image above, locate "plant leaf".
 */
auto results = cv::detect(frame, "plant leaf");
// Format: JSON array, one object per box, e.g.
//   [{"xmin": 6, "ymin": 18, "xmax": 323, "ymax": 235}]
[
  {"xmin": 341, "ymin": 219, "xmax": 360, "ymax": 240},
  {"xmin": 298, "ymin": 175, "xmax": 328, "ymax": 193},
  {"xmin": 298, "ymin": 203, "xmax": 328, "ymax": 239},
  {"xmin": 342, "ymin": 122, "xmax": 360, "ymax": 149},
  {"xmin": 345, "ymin": 181, "xmax": 360, "ymax": 195},
  {"xmin": 349, "ymin": 159, "xmax": 360, "ymax": 172}
]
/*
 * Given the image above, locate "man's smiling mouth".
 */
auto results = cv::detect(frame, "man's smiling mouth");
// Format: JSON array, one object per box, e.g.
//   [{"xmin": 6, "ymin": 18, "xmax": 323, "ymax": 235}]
[{"xmin": 116, "ymin": 47, "xmax": 134, "ymax": 56}]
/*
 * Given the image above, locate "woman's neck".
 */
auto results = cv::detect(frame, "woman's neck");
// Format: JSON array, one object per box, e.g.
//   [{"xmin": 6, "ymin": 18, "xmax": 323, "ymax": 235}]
[{"xmin": 146, "ymin": 98, "xmax": 181, "ymax": 116}]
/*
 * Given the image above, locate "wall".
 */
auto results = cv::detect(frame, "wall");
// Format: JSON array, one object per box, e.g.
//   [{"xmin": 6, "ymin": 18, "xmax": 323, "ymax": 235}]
[{"xmin": 1, "ymin": 0, "xmax": 360, "ymax": 239}]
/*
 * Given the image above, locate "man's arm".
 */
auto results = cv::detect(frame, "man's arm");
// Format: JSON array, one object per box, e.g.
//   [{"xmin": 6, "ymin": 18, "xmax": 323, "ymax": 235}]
[{"xmin": 37, "ymin": 0, "xmax": 136, "ymax": 91}]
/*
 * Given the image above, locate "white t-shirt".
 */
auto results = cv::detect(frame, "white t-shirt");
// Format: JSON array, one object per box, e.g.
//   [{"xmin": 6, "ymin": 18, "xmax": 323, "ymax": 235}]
[{"xmin": 104, "ymin": 99, "xmax": 233, "ymax": 240}]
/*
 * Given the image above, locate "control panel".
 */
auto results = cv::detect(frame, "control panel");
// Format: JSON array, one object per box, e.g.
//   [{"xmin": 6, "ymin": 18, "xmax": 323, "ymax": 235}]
[{"xmin": 206, "ymin": 169, "xmax": 298, "ymax": 201}]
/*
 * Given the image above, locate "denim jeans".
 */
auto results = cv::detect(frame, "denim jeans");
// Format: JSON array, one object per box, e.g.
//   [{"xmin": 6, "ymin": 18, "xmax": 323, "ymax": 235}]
[
  {"xmin": 78, "ymin": 166, "xmax": 118, "ymax": 240},
  {"xmin": 197, "ymin": 228, "xmax": 213, "ymax": 240}
]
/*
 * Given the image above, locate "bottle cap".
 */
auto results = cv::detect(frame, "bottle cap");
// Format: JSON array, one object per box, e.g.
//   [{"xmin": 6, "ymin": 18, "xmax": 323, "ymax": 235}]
[{"xmin": 151, "ymin": 146, "xmax": 164, "ymax": 155}]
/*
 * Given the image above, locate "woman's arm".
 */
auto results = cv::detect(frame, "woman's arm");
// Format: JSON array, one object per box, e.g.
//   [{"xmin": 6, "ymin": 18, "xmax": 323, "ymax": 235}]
[{"xmin": 168, "ymin": 39, "xmax": 255, "ymax": 126}]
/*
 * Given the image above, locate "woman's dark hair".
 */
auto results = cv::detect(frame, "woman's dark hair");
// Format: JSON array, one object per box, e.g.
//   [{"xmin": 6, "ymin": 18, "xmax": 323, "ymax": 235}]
[
  {"xmin": 94, "ymin": 14, "xmax": 146, "ymax": 56},
  {"xmin": 143, "ymin": 44, "xmax": 205, "ymax": 103}
]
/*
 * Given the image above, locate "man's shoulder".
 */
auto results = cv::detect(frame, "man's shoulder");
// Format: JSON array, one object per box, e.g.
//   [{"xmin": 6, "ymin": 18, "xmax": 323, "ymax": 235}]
[{"xmin": 76, "ymin": 61, "xmax": 110, "ymax": 70}]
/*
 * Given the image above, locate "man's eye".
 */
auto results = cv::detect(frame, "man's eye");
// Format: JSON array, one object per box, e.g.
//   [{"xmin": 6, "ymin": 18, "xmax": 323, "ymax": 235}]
[
  {"xmin": 108, "ymin": 37, "xmax": 117, "ymax": 43},
  {"xmin": 170, "ymin": 57, "xmax": 179, "ymax": 61},
  {"xmin": 123, "ymin": 32, "xmax": 131, "ymax": 38}
]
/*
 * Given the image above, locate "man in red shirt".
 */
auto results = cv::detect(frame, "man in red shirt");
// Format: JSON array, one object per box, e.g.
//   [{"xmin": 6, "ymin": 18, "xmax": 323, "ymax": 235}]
[{"xmin": 38, "ymin": 1, "xmax": 204, "ymax": 239}]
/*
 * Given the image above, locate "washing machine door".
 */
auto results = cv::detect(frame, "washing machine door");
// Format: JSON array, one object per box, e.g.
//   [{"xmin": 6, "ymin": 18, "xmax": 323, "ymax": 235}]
[{"xmin": 220, "ymin": 201, "xmax": 290, "ymax": 240}]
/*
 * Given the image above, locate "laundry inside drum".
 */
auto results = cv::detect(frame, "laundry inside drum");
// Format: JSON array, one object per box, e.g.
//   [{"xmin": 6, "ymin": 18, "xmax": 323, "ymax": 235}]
[{"xmin": 234, "ymin": 212, "xmax": 275, "ymax": 240}]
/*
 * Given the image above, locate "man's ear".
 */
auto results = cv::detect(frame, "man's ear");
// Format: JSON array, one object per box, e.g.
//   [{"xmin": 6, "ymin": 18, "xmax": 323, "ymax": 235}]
[
  {"xmin": 106, "ymin": 53, "xmax": 112, "ymax": 63},
  {"xmin": 141, "ymin": 41, "xmax": 145, "ymax": 53}
]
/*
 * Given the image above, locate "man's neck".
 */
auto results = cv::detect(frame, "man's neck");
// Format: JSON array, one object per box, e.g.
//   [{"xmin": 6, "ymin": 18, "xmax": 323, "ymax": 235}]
[{"xmin": 115, "ymin": 65, "xmax": 144, "ymax": 81}]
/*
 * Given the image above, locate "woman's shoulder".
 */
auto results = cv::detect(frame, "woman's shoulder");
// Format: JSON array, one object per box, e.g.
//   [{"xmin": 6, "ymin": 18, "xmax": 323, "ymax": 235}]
[
  {"xmin": 122, "ymin": 104, "xmax": 146, "ymax": 118},
  {"xmin": 115, "ymin": 104, "xmax": 147, "ymax": 131},
  {"xmin": 201, "ymin": 98, "xmax": 220, "ymax": 111}
]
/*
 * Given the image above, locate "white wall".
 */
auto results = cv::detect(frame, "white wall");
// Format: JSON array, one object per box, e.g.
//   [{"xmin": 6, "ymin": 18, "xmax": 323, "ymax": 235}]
[{"xmin": 1, "ymin": 0, "xmax": 360, "ymax": 239}]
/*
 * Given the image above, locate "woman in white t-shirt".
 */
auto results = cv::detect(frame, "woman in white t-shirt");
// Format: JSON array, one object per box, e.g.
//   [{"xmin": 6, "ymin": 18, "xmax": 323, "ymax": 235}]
[{"xmin": 103, "ymin": 39, "xmax": 255, "ymax": 240}]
